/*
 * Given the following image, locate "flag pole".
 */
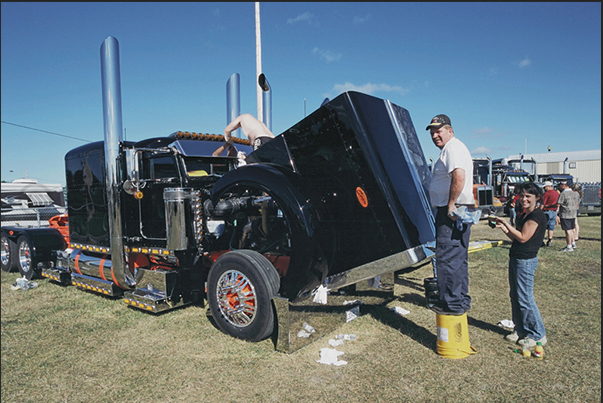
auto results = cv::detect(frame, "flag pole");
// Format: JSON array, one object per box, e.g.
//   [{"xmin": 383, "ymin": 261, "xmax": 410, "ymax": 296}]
[{"xmin": 255, "ymin": 2, "xmax": 263, "ymax": 122}]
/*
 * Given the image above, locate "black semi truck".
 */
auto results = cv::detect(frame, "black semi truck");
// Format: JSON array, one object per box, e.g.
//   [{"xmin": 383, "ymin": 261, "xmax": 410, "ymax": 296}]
[{"xmin": 1, "ymin": 37, "xmax": 436, "ymax": 344}]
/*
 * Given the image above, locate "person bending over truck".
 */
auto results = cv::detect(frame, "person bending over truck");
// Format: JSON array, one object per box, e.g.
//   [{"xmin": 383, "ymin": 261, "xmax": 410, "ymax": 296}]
[
  {"xmin": 426, "ymin": 114, "xmax": 474, "ymax": 316},
  {"xmin": 224, "ymin": 114, "xmax": 275, "ymax": 151}
]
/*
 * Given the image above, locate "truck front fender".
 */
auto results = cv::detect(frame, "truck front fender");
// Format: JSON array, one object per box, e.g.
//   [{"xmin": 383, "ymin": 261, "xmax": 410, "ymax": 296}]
[
  {"xmin": 211, "ymin": 164, "xmax": 316, "ymax": 239},
  {"xmin": 210, "ymin": 164, "xmax": 326, "ymax": 301}
]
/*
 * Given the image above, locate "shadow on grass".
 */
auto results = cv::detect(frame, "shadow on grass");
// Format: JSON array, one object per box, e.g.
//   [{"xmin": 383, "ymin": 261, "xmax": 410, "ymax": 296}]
[
  {"xmin": 360, "ymin": 295, "xmax": 437, "ymax": 350},
  {"xmin": 360, "ymin": 289, "xmax": 509, "ymax": 351}
]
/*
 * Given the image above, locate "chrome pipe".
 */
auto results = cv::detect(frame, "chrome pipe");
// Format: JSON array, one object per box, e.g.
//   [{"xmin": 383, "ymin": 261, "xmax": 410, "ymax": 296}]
[
  {"xmin": 100, "ymin": 36, "xmax": 132, "ymax": 288},
  {"xmin": 259, "ymin": 73, "xmax": 272, "ymax": 132},
  {"xmin": 226, "ymin": 73, "xmax": 241, "ymax": 139},
  {"xmin": 487, "ymin": 155, "xmax": 492, "ymax": 187}
]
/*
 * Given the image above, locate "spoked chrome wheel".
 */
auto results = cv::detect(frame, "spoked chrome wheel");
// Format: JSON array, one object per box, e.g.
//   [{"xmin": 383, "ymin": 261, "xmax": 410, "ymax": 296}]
[
  {"xmin": 208, "ymin": 250, "xmax": 280, "ymax": 342},
  {"xmin": 17, "ymin": 236, "xmax": 34, "ymax": 279},
  {"xmin": 1, "ymin": 233, "xmax": 18, "ymax": 272},
  {"xmin": 216, "ymin": 269, "xmax": 258, "ymax": 327}
]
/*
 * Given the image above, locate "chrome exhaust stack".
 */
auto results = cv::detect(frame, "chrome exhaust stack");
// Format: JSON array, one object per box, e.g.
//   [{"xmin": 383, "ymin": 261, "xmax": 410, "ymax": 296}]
[
  {"xmin": 100, "ymin": 36, "xmax": 134, "ymax": 288},
  {"xmin": 226, "ymin": 73, "xmax": 241, "ymax": 139}
]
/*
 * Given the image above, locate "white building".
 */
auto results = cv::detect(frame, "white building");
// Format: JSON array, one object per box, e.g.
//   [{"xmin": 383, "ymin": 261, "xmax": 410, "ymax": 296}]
[{"xmin": 506, "ymin": 150, "xmax": 601, "ymax": 183}]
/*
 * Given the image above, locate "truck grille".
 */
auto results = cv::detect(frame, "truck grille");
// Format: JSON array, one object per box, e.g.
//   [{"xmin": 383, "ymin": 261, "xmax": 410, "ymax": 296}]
[{"xmin": 477, "ymin": 187, "xmax": 494, "ymax": 206}]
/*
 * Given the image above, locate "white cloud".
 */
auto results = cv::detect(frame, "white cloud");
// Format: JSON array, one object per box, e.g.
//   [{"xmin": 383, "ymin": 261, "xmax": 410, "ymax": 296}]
[
  {"xmin": 472, "ymin": 146, "xmax": 491, "ymax": 155},
  {"xmin": 312, "ymin": 47, "xmax": 342, "ymax": 63},
  {"xmin": 287, "ymin": 12, "xmax": 315, "ymax": 25},
  {"xmin": 472, "ymin": 127, "xmax": 494, "ymax": 137},
  {"xmin": 353, "ymin": 13, "xmax": 372, "ymax": 24},
  {"xmin": 517, "ymin": 57, "xmax": 532, "ymax": 68},
  {"xmin": 330, "ymin": 82, "xmax": 409, "ymax": 97}
]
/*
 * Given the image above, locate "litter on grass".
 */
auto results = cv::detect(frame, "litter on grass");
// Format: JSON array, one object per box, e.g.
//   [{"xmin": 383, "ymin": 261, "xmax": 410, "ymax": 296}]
[
  {"xmin": 346, "ymin": 305, "xmax": 359, "ymax": 322},
  {"xmin": 498, "ymin": 319, "xmax": 515, "ymax": 329},
  {"xmin": 10, "ymin": 277, "xmax": 38, "ymax": 291},
  {"xmin": 298, "ymin": 330, "xmax": 312, "ymax": 338},
  {"xmin": 317, "ymin": 348, "xmax": 347, "ymax": 366},
  {"xmin": 312, "ymin": 285, "xmax": 328, "ymax": 304},
  {"xmin": 391, "ymin": 306, "xmax": 410, "ymax": 316}
]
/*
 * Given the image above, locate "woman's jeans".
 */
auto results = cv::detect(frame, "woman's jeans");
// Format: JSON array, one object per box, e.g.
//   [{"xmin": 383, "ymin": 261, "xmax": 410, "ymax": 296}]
[{"xmin": 508, "ymin": 256, "xmax": 546, "ymax": 340}]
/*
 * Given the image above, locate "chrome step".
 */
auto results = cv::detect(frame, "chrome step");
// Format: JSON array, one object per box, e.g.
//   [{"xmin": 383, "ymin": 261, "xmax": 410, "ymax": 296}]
[
  {"xmin": 41, "ymin": 267, "xmax": 71, "ymax": 285},
  {"xmin": 71, "ymin": 273, "xmax": 123, "ymax": 296}
]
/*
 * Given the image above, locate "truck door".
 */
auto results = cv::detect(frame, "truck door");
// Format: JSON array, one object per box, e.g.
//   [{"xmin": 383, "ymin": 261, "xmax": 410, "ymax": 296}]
[{"xmin": 138, "ymin": 153, "xmax": 182, "ymax": 241}]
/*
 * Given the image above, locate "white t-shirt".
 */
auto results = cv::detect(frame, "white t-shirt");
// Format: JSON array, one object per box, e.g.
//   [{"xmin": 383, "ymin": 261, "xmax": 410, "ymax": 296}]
[{"xmin": 429, "ymin": 137, "xmax": 474, "ymax": 208}]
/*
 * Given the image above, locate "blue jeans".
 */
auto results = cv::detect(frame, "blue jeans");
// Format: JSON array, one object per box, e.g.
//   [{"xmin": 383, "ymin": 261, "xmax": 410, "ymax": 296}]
[
  {"xmin": 435, "ymin": 207, "xmax": 472, "ymax": 313},
  {"xmin": 508, "ymin": 257, "xmax": 546, "ymax": 340},
  {"xmin": 544, "ymin": 210, "xmax": 557, "ymax": 231},
  {"xmin": 509, "ymin": 207, "xmax": 517, "ymax": 226}
]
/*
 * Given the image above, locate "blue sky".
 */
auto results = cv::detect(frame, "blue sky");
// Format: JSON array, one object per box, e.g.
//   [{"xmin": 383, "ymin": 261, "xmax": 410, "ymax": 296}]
[{"xmin": 2, "ymin": 2, "xmax": 601, "ymax": 187}]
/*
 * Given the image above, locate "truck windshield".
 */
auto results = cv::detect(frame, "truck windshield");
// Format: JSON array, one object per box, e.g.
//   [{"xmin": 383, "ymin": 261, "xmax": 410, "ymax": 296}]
[
  {"xmin": 506, "ymin": 175, "xmax": 530, "ymax": 184},
  {"xmin": 183, "ymin": 157, "xmax": 233, "ymax": 177}
]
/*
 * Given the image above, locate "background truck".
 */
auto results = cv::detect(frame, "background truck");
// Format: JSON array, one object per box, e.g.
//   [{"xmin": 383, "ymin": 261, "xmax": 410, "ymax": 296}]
[
  {"xmin": 483, "ymin": 158, "xmax": 534, "ymax": 215},
  {"xmin": 578, "ymin": 182, "xmax": 601, "ymax": 216},
  {"xmin": 538, "ymin": 173, "xmax": 574, "ymax": 188},
  {"xmin": 1, "ymin": 37, "xmax": 435, "ymax": 344},
  {"xmin": 1, "ymin": 178, "xmax": 66, "ymax": 228},
  {"xmin": 472, "ymin": 157, "xmax": 503, "ymax": 217}
]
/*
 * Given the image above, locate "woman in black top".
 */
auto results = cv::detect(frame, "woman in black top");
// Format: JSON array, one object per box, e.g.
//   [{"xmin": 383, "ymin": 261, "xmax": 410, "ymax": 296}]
[{"xmin": 491, "ymin": 182, "xmax": 547, "ymax": 349}]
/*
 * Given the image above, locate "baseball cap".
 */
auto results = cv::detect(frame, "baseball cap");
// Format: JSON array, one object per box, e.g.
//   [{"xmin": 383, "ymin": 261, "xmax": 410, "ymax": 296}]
[
  {"xmin": 426, "ymin": 114, "xmax": 451, "ymax": 131},
  {"xmin": 542, "ymin": 181, "xmax": 553, "ymax": 187}
]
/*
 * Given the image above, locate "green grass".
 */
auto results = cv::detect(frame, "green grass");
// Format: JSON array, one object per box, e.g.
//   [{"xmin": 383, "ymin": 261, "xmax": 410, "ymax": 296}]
[{"xmin": 2, "ymin": 215, "xmax": 601, "ymax": 403}]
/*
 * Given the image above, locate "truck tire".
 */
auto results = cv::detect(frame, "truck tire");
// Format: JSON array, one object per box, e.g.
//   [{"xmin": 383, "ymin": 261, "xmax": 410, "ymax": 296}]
[
  {"xmin": 1, "ymin": 233, "xmax": 18, "ymax": 272},
  {"xmin": 16, "ymin": 236, "xmax": 37, "ymax": 280},
  {"xmin": 208, "ymin": 250, "xmax": 280, "ymax": 342}
]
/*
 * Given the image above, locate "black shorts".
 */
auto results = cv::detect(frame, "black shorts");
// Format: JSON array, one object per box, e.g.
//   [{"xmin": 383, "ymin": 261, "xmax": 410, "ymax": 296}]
[
  {"xmin": 559, "ymin": 217, "xmax": 576, "ymax": 231},
  {"xmin": 253, "ymin": 136, "xmax": 273, "ymax": 151}
]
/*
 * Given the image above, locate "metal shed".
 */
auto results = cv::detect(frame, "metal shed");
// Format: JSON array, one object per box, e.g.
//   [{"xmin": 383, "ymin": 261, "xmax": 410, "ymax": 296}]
[{"xmin": 506, "ymin": 150, "xmax": 601, "ymax": 183}]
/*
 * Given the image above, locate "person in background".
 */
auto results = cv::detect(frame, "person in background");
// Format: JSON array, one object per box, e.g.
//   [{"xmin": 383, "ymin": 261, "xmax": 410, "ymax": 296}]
[
  {"xmin": 540, "ymin": 181, "xmax": 560, "ymax": 247},
  {"xmin": 426, "ymin": 114, "xmax": 474, "ymax": 315},
  {"xmin": 224, "ymin": 113, "xmax": 275, "ymax": 151},
  {"xmin": 556, "ymin": 181, "xmax": 580, "ymax": 252},
  {"xmin": 508, "ymin": 187, "xmax": 520, "ymax": 226},
  {"xmin": 570, "ymin": 183, "xmax": 583, "ymax": 241},
  {"xmin": 490, "ymin": 182, "xmax": 547, "ymax": 349}
]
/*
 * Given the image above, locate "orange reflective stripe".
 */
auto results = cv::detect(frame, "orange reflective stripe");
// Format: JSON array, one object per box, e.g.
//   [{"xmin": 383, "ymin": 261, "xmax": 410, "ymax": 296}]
[
  {"xmin": 111, "ymin": 266, "xmax": 120, "ymax": 288},
  {"xmin": 99, "ymin": 256, "xmax": 107, "ymax": 281},
  {"xmin": 74, "ymin": 252, "xmax": 82, "ymax": 275}
]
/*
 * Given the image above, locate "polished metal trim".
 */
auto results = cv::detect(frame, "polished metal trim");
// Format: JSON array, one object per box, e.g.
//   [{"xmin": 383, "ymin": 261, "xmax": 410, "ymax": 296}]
[
  {"xmin": 100, "ymin": 36, "xmax": 131, "ymax": 287},
  {"xmin": 323, "ymin": 244, "xmax": 433, "ymax": 292},
  {"xmin": 226, "ymin": 73, "xmax": 241, "ymax": 139}
]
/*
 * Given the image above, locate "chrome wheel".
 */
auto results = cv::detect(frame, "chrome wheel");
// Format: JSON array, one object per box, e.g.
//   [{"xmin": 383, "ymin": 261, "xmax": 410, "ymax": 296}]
[
  {"xmin": 208, "ymin": 250, "xmax": 280, "ymax": 342},
  {"xmin": 1, "ymin": 236, "xmax": 9, "ymax": 268},
  {"xmin": 216, "ymin": 269, "xmax": 257, "ymax": 327},
  {"xmin": 1, "ymin": 234, "xmax": 17, "ymax": 272},
  {"xmin": 18, "ymin": 239, "xmax": 32, "ymax": 275}
]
